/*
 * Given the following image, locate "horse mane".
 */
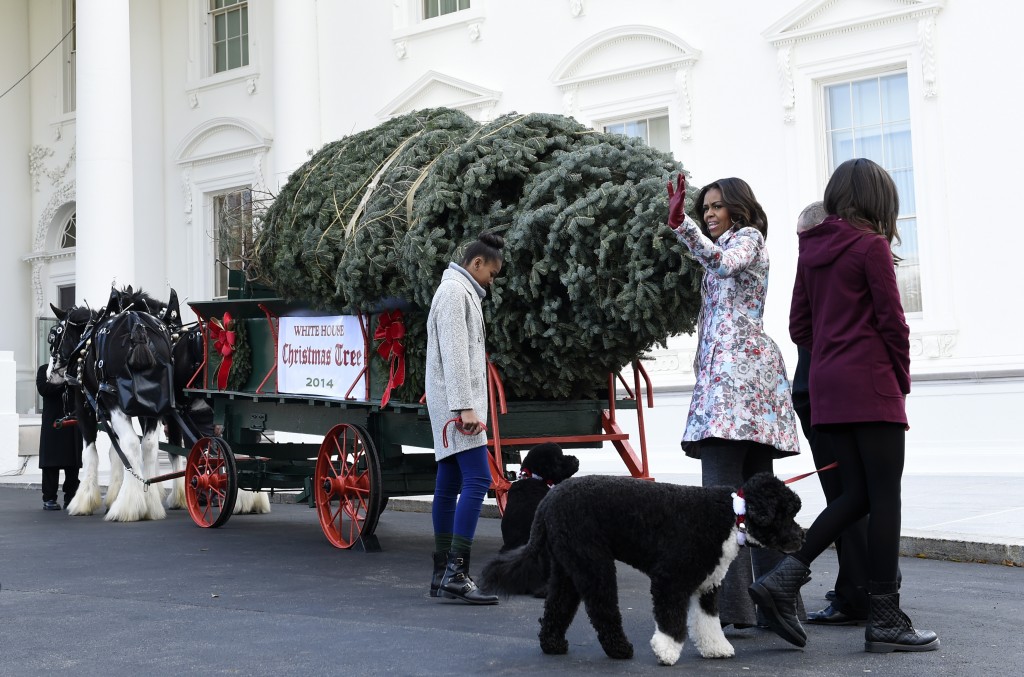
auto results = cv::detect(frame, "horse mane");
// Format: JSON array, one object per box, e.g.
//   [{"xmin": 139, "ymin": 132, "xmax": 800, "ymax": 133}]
[{"xmin": 115, "ymin": 286, "xmax": 166, "ymax": 316}]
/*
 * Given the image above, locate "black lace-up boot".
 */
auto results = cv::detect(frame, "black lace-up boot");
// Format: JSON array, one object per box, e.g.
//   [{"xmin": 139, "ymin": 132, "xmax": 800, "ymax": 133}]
[
  {"xmin": 748, "ymin": 555, "xmax": 811, "ymax": 647},
  {"xmin": 865, "ymin": 583, "xmax": 939, "ymax": 653},
  {"xmin": 438, "ymin": 551, "xmax": 498, "ymax": 605}
]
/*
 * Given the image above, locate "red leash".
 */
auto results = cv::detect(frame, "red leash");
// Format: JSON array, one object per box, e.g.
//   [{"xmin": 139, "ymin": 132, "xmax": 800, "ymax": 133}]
[
  {"xmin": 441, "ymin": 416, "xmax": 488, "ymax": 448},
  {"xmin": 784, "ymin": 461, "xmax": 839, "ymax": 485}
]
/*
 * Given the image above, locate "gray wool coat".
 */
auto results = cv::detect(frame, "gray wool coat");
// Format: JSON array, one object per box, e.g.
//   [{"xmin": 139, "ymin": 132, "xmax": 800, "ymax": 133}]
[{"xmin": 425, "ymin": 264, "xmax": 489, "ymax": 461}]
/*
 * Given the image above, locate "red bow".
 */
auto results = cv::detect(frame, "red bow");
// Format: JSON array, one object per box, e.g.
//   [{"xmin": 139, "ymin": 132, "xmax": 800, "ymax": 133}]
[
  {"xmin": 374, "ymin": 310, "xmax": 406, "ymax": 407},
  {"xmin": 208, "ymin": 312, "xmax": 236, "ymax": 390}
]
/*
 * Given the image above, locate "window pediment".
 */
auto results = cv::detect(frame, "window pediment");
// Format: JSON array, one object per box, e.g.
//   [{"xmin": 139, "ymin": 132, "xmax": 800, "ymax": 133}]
[
  {"xmin": 175, "ymin": 118, "xmax": 272, "ymax": 166},
  {"xmin": 763, "ymin": 0, "xmax": 945, "ymax": 46},
  {"xmin": 551, "ymin": 26, "xmax": 700, "ymax": 90},
  {"xmin": 377, "ymin": 71, "xmax": 501, "ymax": 120}
]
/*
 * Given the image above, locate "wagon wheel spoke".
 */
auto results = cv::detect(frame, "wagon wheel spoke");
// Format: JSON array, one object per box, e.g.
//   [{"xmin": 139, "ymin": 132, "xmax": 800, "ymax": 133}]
[
  {"xmin": 184, "ymin": 437, "xmax": 238, "ymax": 529},
  {"xmin": 315, "ymin": 424, "xmax": 382, "ymax": 549}
]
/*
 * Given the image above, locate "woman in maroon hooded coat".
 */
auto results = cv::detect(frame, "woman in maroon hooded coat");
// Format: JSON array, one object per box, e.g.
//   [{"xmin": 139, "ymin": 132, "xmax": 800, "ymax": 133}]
[{"xmin": 748, "ymin": 158, "xmax": 938, "ymax": 653}]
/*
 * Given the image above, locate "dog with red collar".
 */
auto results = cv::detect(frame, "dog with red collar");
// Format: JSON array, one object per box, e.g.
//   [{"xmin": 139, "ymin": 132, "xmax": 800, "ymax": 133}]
[{"xmin": 500, "ymin": 443, "xmax": 579, "ymax": 555}]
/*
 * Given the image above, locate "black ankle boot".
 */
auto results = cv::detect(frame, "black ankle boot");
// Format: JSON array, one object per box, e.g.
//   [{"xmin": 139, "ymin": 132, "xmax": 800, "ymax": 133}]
[
  {"xmin": 865, "ymin": 590, "xmax": 939, "ymax": 653},
  {"xmin": 429, "ymin": 551, "xmax": 447, "ymax": 598},
  {"xmin": 748, "ymin": 555, "xmax": 811, "ymax": 647},
  {"xmin": 438, "ymin": 551, "xmax": 498, "ymax": 605}
]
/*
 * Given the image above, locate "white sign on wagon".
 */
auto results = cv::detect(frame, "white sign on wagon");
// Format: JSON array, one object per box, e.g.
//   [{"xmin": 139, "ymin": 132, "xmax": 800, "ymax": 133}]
[{"xmin": 277, "ymin": 315, "xmax": 367, "ymax": 400}]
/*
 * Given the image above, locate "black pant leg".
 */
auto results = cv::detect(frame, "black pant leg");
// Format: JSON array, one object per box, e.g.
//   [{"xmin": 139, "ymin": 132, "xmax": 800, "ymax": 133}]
[
  {"xmin": 41, "ymin": 467, "xmax": 60, "ymax": 502},
  {"xmin": 61, "ymin": 466, "xmax": 81, "ymax": 504}
]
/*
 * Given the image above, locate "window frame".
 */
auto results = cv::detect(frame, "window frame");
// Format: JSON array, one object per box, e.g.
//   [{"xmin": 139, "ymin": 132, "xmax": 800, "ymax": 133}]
[
  {"xmin": 601, "ymin": 112, "xmax": 672, "ymax": 154},
  {"xmin": 209, "ymin": 0, "xmax": 250, "ymax": 75},
  {"xmin": 58, "ymin": 211, "xmax": 77, "ymax": 250},
  {"xmin": 210, "ymin": 187, "xmax": 254, "ymax": 299},
  {"xmin": 422, "ymin": 0, "xmax": 471, "ymax": 21},
  {"xmin": 819, "ymin": 68, "xmax": 925, "ymax": 313},
  {"xmin": 62, "ymin": 0, "xmax": 76, "ymax": 114}
]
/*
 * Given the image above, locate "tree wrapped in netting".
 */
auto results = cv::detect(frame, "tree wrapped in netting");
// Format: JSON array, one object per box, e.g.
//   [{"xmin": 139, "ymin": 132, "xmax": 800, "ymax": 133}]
[{"xmin": 253, "ymin": 108, "xmax": 702, "ymax": 401}]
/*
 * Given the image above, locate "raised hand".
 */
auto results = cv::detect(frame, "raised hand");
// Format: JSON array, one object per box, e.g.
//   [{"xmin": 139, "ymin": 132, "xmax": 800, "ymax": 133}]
[{"xmin": 667, "ymin": 173, "xmax": 687, "ymax": 230}]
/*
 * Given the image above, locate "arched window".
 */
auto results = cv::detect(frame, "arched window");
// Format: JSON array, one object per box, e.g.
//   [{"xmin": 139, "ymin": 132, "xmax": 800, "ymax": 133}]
[{"xmin": 59, "ymin": 211, "xmax": 77, "ymax": 249}]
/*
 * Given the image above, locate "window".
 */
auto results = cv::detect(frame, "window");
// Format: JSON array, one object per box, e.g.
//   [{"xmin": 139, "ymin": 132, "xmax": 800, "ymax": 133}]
[
  {"xmin": 213, "ymin": 188, "xmax": 253, "ymax": 298},
  {"xmin": 210, "ymin": 0, "xmax": 249, "ymax": 73},
  {"xmin": 424, "ymin": 0, "xmax": 470, "ymax": 20},
  {"xmin": 603, "ymin": 115, "xmax": 671, "ymax": 154},
  {"xmin": 825, "ymin": 72, "xmax": 921, "ymax": 313},
  {"xmin": 58, "ymin": 285, "xmax": 76, "ymax": 311},
  {"xmin": 63, "ymin": 0, "xmax": 76, "ymax": 113},
  {"xmin": 59, "ymin": 212, "xmax": 77, "ymax": 249}
]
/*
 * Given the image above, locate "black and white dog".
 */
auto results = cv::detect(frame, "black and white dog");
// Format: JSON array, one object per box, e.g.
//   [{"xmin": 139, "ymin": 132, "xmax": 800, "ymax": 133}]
[
  {"xmin": 501, "ymin": 442, "xmax": 580, "ymax": 553},
  {"xmin": 481, "ymin": 472, "xmax": 804, "ymax": 666}
]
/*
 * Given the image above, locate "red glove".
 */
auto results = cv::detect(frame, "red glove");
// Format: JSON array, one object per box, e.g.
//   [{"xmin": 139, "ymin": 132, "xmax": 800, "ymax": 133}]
[{"xmin": 666, "ymin": 173, "xmax": 687, "ymax": 230}]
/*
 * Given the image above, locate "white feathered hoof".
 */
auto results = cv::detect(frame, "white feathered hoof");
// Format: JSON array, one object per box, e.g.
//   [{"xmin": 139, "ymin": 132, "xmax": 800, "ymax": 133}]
[
  {"xmin": 104, "ymin": 482, "xmax": 152, "ymax": 522},
  {"xmin": 67, "ymin": 485, "xmax": 103, "ymax": 516},
  {"xmin": 234, "ymin": 490, "xmax": 271, "ymax": 514},
  {"xmin": 165, "ymin": 479, "xmax": 187, "ymax": 510}
]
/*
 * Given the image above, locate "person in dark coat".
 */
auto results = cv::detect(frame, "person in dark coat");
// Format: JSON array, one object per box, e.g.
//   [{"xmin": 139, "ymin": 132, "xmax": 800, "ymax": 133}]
[
  {"xmin": 37, "ymin": 363, "xmax": 83, "ymax": 510},
  {"xmin": 791, "ymin": 201, "xmax": 901, "ymax": 626},
  {"xmin": 749, "ymin": 159, "xmax": 938, "ymax": 653}
]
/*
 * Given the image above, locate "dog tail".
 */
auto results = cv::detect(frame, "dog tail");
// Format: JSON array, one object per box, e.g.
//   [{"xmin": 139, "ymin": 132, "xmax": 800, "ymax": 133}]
[{"xmin": 479, "ymin": 512, "xmax": 550, "ymax": 597}]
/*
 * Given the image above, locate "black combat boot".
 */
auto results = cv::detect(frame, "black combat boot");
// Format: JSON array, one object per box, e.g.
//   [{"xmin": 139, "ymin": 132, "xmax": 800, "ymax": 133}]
[
  {"xmin": 438, "ymin": 551, "xmax": 498, "ymax": 605},
  {"xmin": 864, "ymin": 584, "xmax": 939, "ymax": 653},
  {"xmin": 429, "ymin": 551, "xmax": 447, "ymax": 598},
  {"xmin": 748, "ymin": 555, "xmax": 811, "ymax": 647}
]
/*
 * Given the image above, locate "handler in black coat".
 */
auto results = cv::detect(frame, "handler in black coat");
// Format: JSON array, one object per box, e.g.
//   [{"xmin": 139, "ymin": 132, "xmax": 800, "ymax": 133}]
[{"xmin": 37, "ymin": 363, "xmax": 83, "ymax": 510}]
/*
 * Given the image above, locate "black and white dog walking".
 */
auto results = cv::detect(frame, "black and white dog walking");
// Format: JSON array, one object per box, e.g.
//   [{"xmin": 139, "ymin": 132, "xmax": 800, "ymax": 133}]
[{"xmin": 480, "ymin": 472, "xmax": 804, "ymax": 666}]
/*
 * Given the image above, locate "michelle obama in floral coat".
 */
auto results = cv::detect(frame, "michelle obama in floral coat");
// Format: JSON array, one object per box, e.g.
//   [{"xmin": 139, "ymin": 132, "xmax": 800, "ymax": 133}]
[
  {"xmin": 674, "ymin": 217, "xmax": 800, "ymax": 459},
  {"xmin": 666, "ymin": 174, "xmax": 801, "ymax": 628}
]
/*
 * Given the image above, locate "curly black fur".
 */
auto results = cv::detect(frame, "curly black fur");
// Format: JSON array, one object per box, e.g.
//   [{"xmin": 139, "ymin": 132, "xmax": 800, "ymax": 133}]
[
  {"xmin": 480, "ymin": 472, "xmax": 804, "ymax": 665},
  {"xmin": 500, "ymin": 443, "xmax": 579, "ymax": 553}
]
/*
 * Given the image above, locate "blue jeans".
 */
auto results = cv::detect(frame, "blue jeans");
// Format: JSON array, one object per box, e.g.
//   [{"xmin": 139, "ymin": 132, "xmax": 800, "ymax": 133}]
[{"xmin": 433, "ymin": 445, "xmax": 491, "ymax": 541}]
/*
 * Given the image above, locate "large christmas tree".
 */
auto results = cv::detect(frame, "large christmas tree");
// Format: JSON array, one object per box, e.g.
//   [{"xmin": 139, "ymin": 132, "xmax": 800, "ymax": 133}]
[{"xmin": 253, "ymin": 108, "xmax": 702, "ymax": 400}]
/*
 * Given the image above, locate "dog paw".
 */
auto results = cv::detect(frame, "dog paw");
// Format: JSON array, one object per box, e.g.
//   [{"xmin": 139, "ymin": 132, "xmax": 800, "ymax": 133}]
[
  {"xmin": 601, "ymin": 639, "xmax": 634, "ymax": 660},
  {"xmin": 695, "ymin": 636, "xmax": 735, "ymax": 659},
  {"xmin": 650, "ymin": 630, "xmax": 683, "ymax": 666},
  {"xmin": 539, "ymin": 635, "xmax": 569, "ymax": 655}
]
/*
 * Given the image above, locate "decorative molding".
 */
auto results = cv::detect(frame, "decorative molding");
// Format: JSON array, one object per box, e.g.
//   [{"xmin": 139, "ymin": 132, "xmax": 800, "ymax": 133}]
[
  {"xmin": 32, "ymin": 181, "xmax": 75, "ymax": 253},
  {"xmin": 174, "ymin": 118, "xmax": 274, "ymax": 166},
  {"xmin": 394, "ymin": 40, "xmax": 408, "ymax": 60},
  {"xmin": 46, "ymin": 145, "xmax": 76, "ymax": 187},
  {"xmin": 188, "ymin": 91, "xmax": 199, "ymax": 109},
  {"xmin": 246, "ymin": 76, "xmax": 259, "ymax": 95},
  {"xmin": 562, "ymin": 89, "xmax": 578, "ymax": 119},
  {"xmin": 776, "ymin": 44, "xmax": 796, "ymax": 123},
  {"xmin": 182, "ymin": 169, "xmax": 194, "ymax": 225},
  {"xmin": 762, "ymin": 1, "xmax": 945, "ymax": 119},
  {"xmin": 569, "ymin": 0, "xmax": 585, "ymax": 18},
  {"xmin": 467, "ymin": 22, "xmax": 481, "ymax": 42},
  {"xmin": 674, "ymin": 66, "xmax": 693, "ymax": 139},
  {"xmin": 918, "ymin": 15, "xmax": 938, "ymax": 97},
  {"xmin": 377, "ymin": 70, "xmax": 502, "ymax": 120},
  {"xmin": 552, "ymin": 26, "xmax": 701, "ymax": 91},
  {"xmin": 27, "ymin": 179, "xmax": 76, "ymax": 314},
  {"xmin": 28, "ymin": 146, "xmax": 54, "ymax": 191},
  {"xmin": 763, "ymin": 0, "xmax": 945, "ymax": 47},
  {"xmin": 910, "ymin": 331, "xmax": 957, "ymax": 359}
]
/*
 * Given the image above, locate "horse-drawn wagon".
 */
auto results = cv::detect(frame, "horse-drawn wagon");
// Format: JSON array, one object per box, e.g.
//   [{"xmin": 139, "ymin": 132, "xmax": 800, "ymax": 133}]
[{"xmin": 160, "ymin": 274, "xmax": 656, "ymax": 550}]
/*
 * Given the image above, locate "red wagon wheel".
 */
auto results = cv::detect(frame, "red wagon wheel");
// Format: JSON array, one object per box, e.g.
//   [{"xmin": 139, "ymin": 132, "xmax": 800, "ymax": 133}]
[
  {"xmin": 315, "ymin": 424, "xmax": 383, "ymax": 549},
  {"xmin": 184, "ymin": 436, "xmax": 238, "ymax": 528}
]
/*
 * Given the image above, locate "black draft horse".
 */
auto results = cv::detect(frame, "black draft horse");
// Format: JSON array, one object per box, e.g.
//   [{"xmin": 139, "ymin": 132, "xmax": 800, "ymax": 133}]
[{"xmin": 49, "ymin": 286, "xmax": 176, "ymax": 521}]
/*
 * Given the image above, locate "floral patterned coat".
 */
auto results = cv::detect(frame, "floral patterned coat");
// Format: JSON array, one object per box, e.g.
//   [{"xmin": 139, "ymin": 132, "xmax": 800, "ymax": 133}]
[{"xmin": 674, "ymin": 216, "xmax": 800, "ymax": 459}]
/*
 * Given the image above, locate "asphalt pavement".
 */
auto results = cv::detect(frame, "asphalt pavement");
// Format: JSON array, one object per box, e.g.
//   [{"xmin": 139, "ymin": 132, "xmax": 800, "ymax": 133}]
[{"xmin": 0, "ymin": 484, "xmax": 1021, "ymax": 676}]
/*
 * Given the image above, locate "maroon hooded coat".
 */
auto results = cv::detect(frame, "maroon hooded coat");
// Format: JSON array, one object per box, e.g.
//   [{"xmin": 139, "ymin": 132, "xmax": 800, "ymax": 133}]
[{"xmin": 790, "ymin": 215, "xmax": 910, "ymax": 426}]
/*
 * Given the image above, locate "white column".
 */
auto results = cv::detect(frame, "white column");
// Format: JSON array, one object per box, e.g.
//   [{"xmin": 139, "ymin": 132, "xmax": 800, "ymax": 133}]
[
  {"xmin": 0, "ymin": 0, "xmax": 35, "ymax": 416},
  {"xmin": 75, "ymin": 0, "xmax": 135, "ymax": 306},
  {"xmin": 271, "ymin": 0, "xmax": 321, "ymax": 189}
]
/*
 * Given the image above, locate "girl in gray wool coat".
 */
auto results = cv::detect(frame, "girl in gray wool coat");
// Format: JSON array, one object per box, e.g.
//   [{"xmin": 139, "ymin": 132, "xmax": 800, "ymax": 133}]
[{"xmin": 426, "ymin": 232, "xmax": 504, "ymax": 605}]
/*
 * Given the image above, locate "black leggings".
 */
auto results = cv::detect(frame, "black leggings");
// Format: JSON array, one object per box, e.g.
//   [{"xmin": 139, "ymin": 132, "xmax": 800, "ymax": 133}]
[{"xmin": 796, "ymin": 422, "xmax": 905, "ymax": 584}]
